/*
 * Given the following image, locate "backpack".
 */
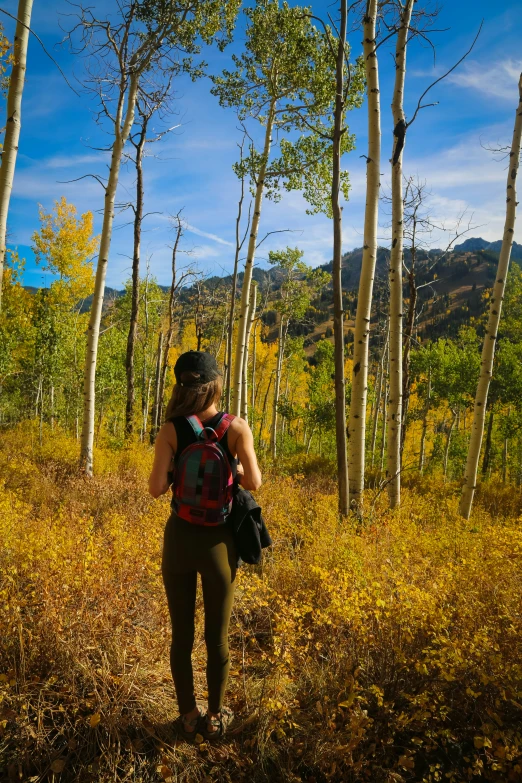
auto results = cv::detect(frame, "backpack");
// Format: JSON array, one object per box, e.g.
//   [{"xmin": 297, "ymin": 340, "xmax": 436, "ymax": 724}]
[{"xmin": 171, "ymin": 413, "xmax": 235, "ymax": 526}]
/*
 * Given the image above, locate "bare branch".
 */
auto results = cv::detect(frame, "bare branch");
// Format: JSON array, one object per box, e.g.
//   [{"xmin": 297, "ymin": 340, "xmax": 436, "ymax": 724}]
[
  {"xmin": 0, "ymin": 7, "xmax": 80, "ymax": 96},
  {"xmin": 407, "ymin": 21, "xmax": 483, "ymax": 128}
]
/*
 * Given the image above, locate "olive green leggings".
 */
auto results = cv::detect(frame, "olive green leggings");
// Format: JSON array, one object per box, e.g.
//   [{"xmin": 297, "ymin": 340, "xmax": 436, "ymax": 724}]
[{"xmin": 161, "ymin": 513, "xmax": 237, "ymax": 715}]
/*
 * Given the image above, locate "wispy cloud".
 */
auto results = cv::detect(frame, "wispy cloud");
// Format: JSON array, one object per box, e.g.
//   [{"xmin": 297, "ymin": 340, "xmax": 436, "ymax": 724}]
[
  {"xmin": 447, "ymin": 58, "xmax": 522, "ymax": 101},
  {"xmin": 184, "ymin": 223, "xmax": 234, "ymax": 247}
]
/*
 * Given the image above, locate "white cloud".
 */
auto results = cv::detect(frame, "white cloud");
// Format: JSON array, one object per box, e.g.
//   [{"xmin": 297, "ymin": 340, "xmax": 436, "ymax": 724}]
[
  {"xmin": 447, "ymin": 58, "xmax": 522, "ymax": 101},
  {"xmin": 184, "ymin": 223, "xmax": 234, "ymax": 247}
]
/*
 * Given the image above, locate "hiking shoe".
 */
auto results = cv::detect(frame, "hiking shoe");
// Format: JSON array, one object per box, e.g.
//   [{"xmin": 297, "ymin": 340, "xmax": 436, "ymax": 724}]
[
  {"xmin": 201, "ymin": 706, "xmax": 234, "ymax": 741},
  {"xmin": 175, "ymin": 709, "xmax": 202, "ymax": 742}
]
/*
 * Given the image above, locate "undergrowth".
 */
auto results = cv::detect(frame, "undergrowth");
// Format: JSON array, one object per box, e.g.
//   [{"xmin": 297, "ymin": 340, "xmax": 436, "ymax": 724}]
[{"xmin": 1, "ymin": 424, "xmax": 522, "ymax": 782}]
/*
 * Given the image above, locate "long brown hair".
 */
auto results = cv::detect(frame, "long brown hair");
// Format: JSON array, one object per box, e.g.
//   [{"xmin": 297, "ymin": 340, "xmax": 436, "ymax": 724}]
[{"xmin": 165, "ymin": 371, "xmax": 223, "ymax": 420}]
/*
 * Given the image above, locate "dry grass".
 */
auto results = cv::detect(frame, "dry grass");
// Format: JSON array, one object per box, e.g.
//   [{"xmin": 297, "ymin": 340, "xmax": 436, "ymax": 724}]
[{"xmin": 1, "ymin": 424, "xmax": 522, "ymax": 782}]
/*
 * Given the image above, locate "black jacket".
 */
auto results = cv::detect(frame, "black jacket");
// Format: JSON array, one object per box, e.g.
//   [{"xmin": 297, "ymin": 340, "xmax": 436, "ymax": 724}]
[{"xmin": 227, "ymin": 487, "xmax": 271, "ymax": 566}]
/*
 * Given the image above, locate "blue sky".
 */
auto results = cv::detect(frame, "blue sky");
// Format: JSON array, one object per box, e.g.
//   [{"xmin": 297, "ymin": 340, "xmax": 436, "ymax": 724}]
[{"xmin": 1, "ymin": 0, "xmax": 521, "ymax": 289}]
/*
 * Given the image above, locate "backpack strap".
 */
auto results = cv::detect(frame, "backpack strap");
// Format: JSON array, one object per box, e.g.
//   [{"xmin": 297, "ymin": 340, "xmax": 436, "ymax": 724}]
[
  {"xmin": 205, "ymin": 413, "xmax": 235, "ymax": 443},
  {"xmin": 185, "ymin": 415, "xmax": 207, "ymax": 440}
]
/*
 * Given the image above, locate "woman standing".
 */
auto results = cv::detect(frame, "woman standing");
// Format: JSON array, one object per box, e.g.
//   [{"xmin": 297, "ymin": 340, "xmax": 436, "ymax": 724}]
[{"xmin": 148, "ymin": 350, "xmax": 262, "ymax": 740}]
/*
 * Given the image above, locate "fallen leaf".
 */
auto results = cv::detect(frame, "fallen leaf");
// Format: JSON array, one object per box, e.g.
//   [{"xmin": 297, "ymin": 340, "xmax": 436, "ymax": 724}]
[{"xmin": 89, "ymin": 712, "xmax": 101, "ymax": 728}]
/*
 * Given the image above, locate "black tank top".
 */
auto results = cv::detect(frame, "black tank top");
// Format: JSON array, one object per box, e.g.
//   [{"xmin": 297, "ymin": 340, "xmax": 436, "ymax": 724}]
[{"xmin": 170, "ymin": 412, "xmax": 237, "ymax": 478}]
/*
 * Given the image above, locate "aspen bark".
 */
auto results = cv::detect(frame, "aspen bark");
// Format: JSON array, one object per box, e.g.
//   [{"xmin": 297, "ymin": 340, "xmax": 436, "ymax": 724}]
[
  {"xmin": 0, "ymin": 0, "xmax": 34, "ymax": 311},
  {"xmin": 481, "ymin": 409, "xmax": 494, "ymax": 475},
  {"xmin": 251, "ymin": 319, "xmax": 257, "ymax": 416},
  {"xmin": 347, "ymin": 0, "xmax": 381, "ymax": 511},
  {"xmin": 259, "ymin": 371, "xmax": 274, "ymax": 448},
  {"xmin": 232, "ymin": 100, "xmax": 276, "ymax": 416},
  {"xmin": 460, "ymin": 73, "xmax": 522, "ymax": 519},
  {"xmin": 226, "ymin": 156, "xmax": 247, "ymax": 411},
  {"xmin": 80, "ymin": 73, "xmax": 138, "ymax": 475},
  {"xmin": 386, "ymin": 0, "xmax": 414, "ymax": 508},
  {"xmin": 241, "ymin": 282, "xmax": 257, "ymax": 421},
  {"xmin": 270, "ymin": 316, "xmax": 286, "ymax": 459},
  {"xmin": 331, "ymin": 0, "xmax": 349, "ymax": 514},
  {"xmin": 125, "ymin": 119, "xmax": 147, "ymax": 437},
  {"xmin": 158, "ymin": 218, "xmax": 183, "ymax": 425},
  {"xmin": 379, "ymin": 374, "xmax": 388, "ymax": 476},
  {"xmin": 401, "ymin": 261, "xmax": 417, "ymax": 452},
  {"xmin": 370, "ymin": 327, "xmax": 389, "ymax": 467},
  {"xmin": 150, "ymin": 331, "xmax": 163, "ymax": 444}
]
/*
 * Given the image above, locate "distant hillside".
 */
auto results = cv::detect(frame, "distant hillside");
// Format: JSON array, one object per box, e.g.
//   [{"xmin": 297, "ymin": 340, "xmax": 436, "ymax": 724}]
[
  {"xmin": 22, "ymin": 237, "xmax": 521, "ymax": 352},
  {"xmin": 454, "ymin": 237, "xmax": 522, "ymax": 259}
]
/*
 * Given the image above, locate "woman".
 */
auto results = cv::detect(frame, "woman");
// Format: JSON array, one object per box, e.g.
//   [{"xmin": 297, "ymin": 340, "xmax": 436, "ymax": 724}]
[{"xmin": 148, "ymin": 350, "xmax": 262, "ymax": 740}]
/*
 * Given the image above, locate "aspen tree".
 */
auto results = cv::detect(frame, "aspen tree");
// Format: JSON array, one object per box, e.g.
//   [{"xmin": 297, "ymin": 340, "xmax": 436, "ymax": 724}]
[
  {"xmin": 0, "ymin": 0, "xmax": 33, "ymax": 312},
  {"xmin": 347, "ymin": 0, "xmax": 381, "ymax": 513},
  {"xmin": 125, "ymin": 86, "xmax": 177, "ymax": 438},
  {"xmin": 240, "ymin": 282, "xmax": 257, "ymax": 421},
  {"xmin": 225, "ymin": 136, "xmax": 250, "ymax": 411},
  {"xmin": 292, "ymin": 1, "xmax": 363, "ymax": 511},
  {"xmin": 386, "ymin": 0, "xmax": 414, "ymax": 508},
  {"xmin": 268, "ymin": 247, "xmax": 328, "ymax": 458},
  {"xmin": 460, "ymin": 73, "xmax": 522, "ymax": 519},
  {"xmin": 212, "ymin": 0, "xmax": 345, "ymax": 417},
  {"xmin": 125, "ymin": 103, "xmax": 148, "ymax": 438},
  {"xmin": 154, "ymin": 216, "xmax": 195, "ymax": 440},
  {"xmin": 72, "ymin": 0, "xmax": 239, "ymax": 474},
  {"xmin": 330, "ymin": 0, "xmax": 350, "ymax": 513},
  {"xmin": 370, "ymin": 324, "xmax": 388, "ymax": 468}
]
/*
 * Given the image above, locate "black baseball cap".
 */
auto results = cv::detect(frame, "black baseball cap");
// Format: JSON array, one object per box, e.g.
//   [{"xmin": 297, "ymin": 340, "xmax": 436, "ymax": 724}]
[{"xmin": 174, "ymin": 351, "xmax": 220, "ymax": 385}]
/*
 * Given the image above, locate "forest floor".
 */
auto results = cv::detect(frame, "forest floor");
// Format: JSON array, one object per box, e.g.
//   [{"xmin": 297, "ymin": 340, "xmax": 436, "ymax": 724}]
[{"xmin": 1, "ymin": 425, "xmax": 522, "ymax": 783}]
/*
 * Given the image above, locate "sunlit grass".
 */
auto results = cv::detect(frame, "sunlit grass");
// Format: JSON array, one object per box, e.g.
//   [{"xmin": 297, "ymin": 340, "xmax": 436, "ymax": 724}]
[{"xmin": 1, "ymin": 424, "xmax": 522, "ymax": 782}]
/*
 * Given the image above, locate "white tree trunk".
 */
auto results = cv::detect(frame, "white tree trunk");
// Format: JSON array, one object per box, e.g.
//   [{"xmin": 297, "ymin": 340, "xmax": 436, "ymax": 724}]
[
  {"xmin": 80, "ymin": 73, "xmax": 138, "ymax": 475},
  {"xmin": 380, "ymin": 375, "xmax": 388, "ymax": 475},
  {"xmin": 251, "ymin": 319, "xmax": 257, "ymax": 416},
  {"xmin": 370, "ymin": 327, "xmax": 388, "ymax": 468},
  {"xmin": 331, "ymin": 0, "xmax": 349, "ymax": 514},
  {"xmin": 386, "ymin": 0, "xmax": 414, "ymax": 508},
  {"xmin": 0, "ymin": 0, "xmax": 34, "ymax": 311},
  {"xmin": 241, "ymin": 282, "xmax": 257, "ymax": 421},
  {"xmin": 270, "ymin": 316, "xmax": 285, "ymax": 459},
  {"xmin": 232, "ymin": 100, "xmax": 276, "ymax": 416},
  {"xmin": 459, "ymin": 73, "xmax": 522, "ymax": 519},
  {"xmin": 348, "ymin": 0, "xmax": 381, "ymax": 511}
]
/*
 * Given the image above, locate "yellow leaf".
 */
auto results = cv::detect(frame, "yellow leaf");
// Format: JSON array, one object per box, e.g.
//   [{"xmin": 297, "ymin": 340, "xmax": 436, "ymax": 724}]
[
  {"xmin": 399, "ymin": 755, "xmax": 415, "ymax": 770},
  {"xmin": 338, "ymin": 693, "xmax": 356, "ymax": 708},
  {"xmin": 474, "ymin": 736, "xmax": 484, "ymax": 749},
  {"xmin": 89, "ymin": 712, "xmax": 101, "ymax": 728},
  {"xmin": 194, "ymin": 733, "xmax": 204, "ymax": 744}
]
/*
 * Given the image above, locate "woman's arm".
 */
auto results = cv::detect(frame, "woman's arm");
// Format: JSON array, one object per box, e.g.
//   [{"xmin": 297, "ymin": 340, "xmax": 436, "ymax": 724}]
[
  {"xmin": 232, "ymin": 418, "xmax": 262, "ymax": 491},
  {"xmin": 148, "ymin": 423, "xmax": 176, "ymax": 498}
]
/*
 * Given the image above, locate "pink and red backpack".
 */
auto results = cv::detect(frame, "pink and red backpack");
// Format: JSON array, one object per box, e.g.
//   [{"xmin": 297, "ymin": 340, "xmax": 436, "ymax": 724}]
[{"xmin": 171, "ymin": 413, "xmax": 235, "ymax": 526}]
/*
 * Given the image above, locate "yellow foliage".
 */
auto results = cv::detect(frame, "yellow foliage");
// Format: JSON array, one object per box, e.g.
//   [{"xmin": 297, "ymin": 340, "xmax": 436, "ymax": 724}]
[
  {"xmin": 32, "ymin": 196, "xmax": 99, "ymax": 304},
  {"xmin": 1, "ymin": 429, "xmax": 522, "ymax": 781},
  {"xmin": 0, "ymin": 21, "xmax": 12, "ymax": 97}
]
